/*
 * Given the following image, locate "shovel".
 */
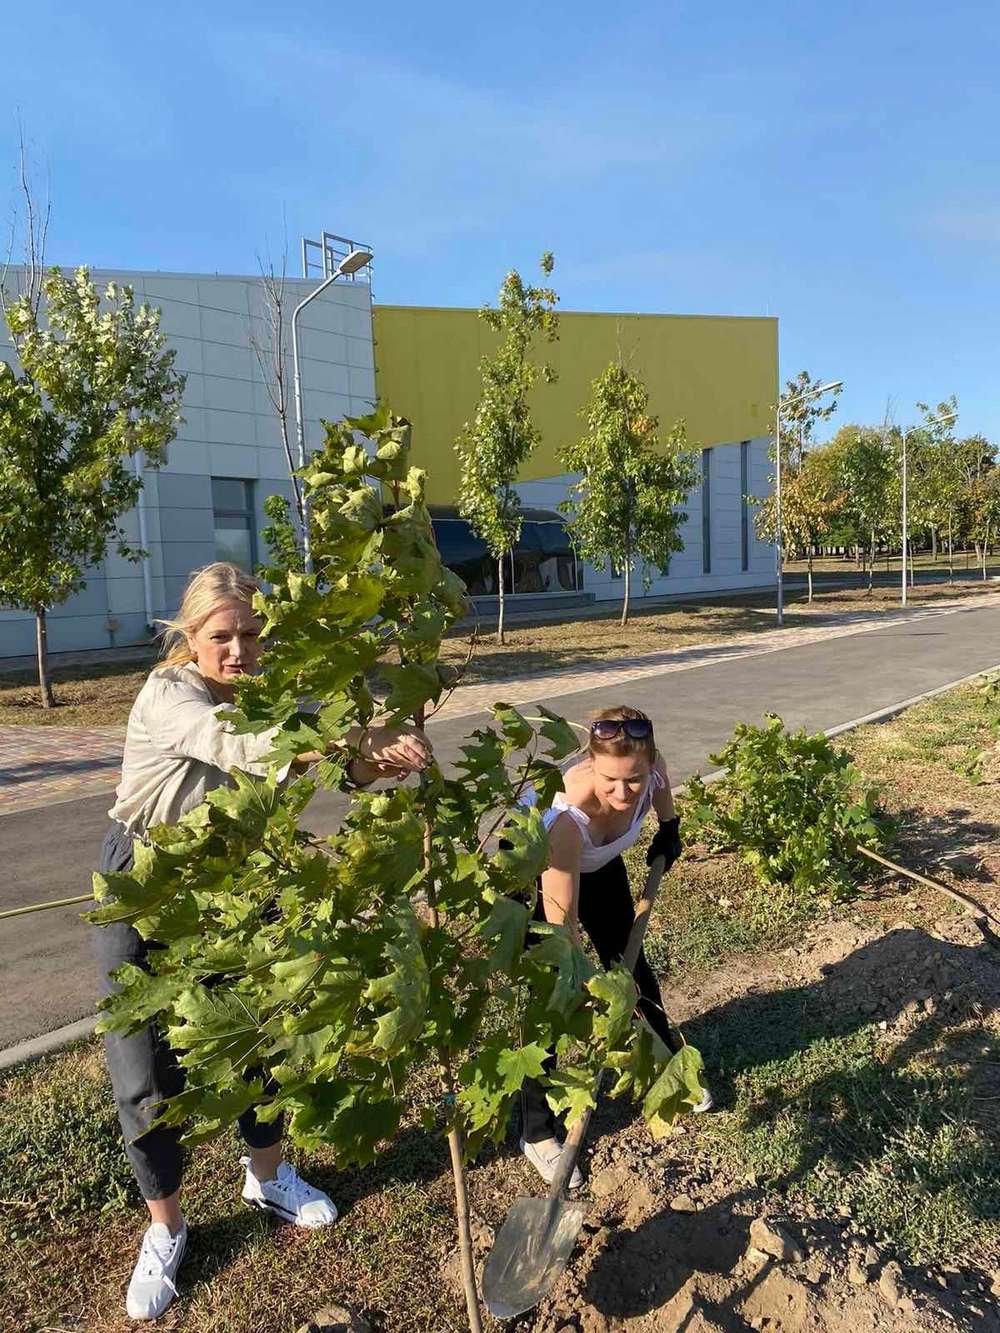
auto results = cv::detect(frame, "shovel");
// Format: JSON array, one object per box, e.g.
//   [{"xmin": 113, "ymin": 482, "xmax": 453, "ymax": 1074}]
[{"xmin": 482, "ymin": 853, "xmax": 668, "ymax": 1320}]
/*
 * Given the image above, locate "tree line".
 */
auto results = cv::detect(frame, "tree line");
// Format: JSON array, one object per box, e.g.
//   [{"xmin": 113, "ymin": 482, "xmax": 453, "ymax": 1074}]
[{"xmin": 760, "ymin": 379, "xmax": 1000, "ymax": 601}]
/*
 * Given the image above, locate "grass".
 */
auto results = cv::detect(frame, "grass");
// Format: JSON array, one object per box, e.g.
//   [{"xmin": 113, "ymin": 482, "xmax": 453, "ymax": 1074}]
[
  {"xmin": 0, "ymin": 1045, "xmax": 468, "ymax": 1333},
  {"xmin": 668, "ymin": 678, "xmax": 1000, "ymax": 1267},
  {"xmin": 0, "ymin": 656, "xmax": 152, "ymax": 728},
  {"xmin": 704, "ymin": 1013, "xmax": 1000, "ymax": 1265},
  {"xmin": 5, "ymin": 575, "xmax": 999, "ymax": 729}
]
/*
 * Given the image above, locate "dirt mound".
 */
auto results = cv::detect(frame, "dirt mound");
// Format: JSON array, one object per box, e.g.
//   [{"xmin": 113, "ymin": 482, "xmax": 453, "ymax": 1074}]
[{"xmin": 506, "ymin": 903, "xmax": 1000, "ymax": 1332}]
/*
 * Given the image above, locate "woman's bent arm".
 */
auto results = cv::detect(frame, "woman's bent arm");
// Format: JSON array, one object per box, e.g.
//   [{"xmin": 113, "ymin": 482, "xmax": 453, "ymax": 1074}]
[
  {"xmin": 539, "ymin": 814, "xmax": 584, "ymax": 950},
  {"xmin": 652, "ymin": 754, "xmax": 677, "ymax": 820}
]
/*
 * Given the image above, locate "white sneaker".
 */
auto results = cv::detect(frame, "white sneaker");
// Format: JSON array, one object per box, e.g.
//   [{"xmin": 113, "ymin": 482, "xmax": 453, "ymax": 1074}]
[
  {"xmin": 126, "ymin": 1220, "xmax": 187, "ymax": 1321},
  {"xmin": 240, "ymin": 1157, "xmax": 338, "ymax": 1228},
  {"xmin": 692, "ymin": 1083, "xmax": 715, "ymax": 1114},
  {"xmin": 519, "ymin": 1136, "xmax": 584, "ymax": 1190}
]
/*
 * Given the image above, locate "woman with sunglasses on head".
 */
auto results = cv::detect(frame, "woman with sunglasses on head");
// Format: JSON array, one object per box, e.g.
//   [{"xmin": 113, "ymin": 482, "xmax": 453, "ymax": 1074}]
[{"xmin": 519, "ymin": 704, "xmax": 711, "ymax": 1186}]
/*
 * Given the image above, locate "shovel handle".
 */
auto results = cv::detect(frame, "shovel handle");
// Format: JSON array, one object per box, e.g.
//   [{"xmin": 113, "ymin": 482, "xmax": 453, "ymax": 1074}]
[
  {"xmin": 623, "ymin": 854, "xmax": 667, "ymax": 972},
  {"xmin": 545, "ymin": 854, "xmax": 668, "ymax": 1200}
]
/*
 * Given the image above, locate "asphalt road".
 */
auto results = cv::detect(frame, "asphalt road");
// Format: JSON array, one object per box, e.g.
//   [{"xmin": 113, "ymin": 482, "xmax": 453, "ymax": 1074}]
[{"xmin": 2, "ymin": 598, "xmax": 998, "ymax": 1049}]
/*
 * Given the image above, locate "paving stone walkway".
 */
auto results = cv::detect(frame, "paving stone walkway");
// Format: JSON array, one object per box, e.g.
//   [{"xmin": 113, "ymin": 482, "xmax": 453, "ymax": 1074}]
[
  {"xmin": 0, "ymin": 723, "xmax": 126, "ymax": 816},
  {"xmin": 1, "ymin": 589, "xmax": 997, "ymax": 818}
]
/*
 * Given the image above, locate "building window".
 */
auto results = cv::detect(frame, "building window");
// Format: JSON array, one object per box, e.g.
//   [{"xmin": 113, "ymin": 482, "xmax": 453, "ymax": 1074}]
[
  {"xmin": 212, "ymin": 478, "xmax": 257, "ymax": 572},
  {"xmin": 740, "ymin": 440, "xmax": 750, "ymax": 572},
  {"xmin": 701, "ymin": 448, "xmax": 712, "ymax": 574}
]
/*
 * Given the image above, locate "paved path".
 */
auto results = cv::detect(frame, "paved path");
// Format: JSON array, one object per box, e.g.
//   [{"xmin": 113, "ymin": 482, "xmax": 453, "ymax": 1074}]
[
  {"xmin": 2, "ymin": 592, "xmax": 999, "ymax": 1050},
  {"xmin": 3, "ymin": 589, "xmax": 996, "ymax": 818}
]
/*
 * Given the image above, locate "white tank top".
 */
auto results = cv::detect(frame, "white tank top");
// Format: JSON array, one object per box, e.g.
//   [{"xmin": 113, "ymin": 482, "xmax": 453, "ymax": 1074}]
[{"xmin": 530, "ymin": 762, "xmax": 665, "ymax": 874}]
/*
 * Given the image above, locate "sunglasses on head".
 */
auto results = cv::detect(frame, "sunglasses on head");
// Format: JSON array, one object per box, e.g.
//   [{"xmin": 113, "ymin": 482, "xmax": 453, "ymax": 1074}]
[{"xmin": 591, "ymin": 717, "xmax": 654, "ymax": 741}]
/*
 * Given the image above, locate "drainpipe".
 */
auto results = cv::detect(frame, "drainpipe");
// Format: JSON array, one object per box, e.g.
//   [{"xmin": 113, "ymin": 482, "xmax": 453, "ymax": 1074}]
[{"xmin": 134, "ymin": 453, "xmax": 155, "ymax": 637}]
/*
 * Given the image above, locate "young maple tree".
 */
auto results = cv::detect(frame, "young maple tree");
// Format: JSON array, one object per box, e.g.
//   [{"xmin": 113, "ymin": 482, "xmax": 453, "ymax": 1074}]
[
  {"xmin": 560, "ymin": 361, "xmax": 696, "ymax": 625},
  {"xmin": 91, "ymin": 406, "xmax": 704, "ymax": 1330},
  {"xmin": 456, "ymin": 254, "xmax": 559, "ymax": 644}
]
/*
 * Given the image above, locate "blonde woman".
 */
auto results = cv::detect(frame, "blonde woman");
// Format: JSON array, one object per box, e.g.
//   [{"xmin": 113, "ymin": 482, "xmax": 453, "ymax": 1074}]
[{"xmin": 94, "ymin": 562, "xmax": 431, "ymax": 1322}]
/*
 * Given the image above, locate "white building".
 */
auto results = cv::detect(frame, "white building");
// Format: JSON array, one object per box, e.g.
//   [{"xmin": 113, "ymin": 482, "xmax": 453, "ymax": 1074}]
[{"xmin": 0, "ymin": 245, "xmax": 776, "ymax": 657}]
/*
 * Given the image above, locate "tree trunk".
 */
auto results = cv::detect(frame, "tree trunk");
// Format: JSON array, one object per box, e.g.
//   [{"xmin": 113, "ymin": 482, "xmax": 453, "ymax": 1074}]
[
  {"xmin": 931, "ymin": 528, "xmax": 938, "ymax": 560},
  {"xmin": 807, "ymin": 553, "xmax": 813, "ymax": 603},
  {"xmin": 496, "ymin": 555, "xmax": 506, "ymax": 646},
  {"xmin": 447, "ymin": 1126, "xmax": 483, "ymax": 1333},
  {"xmin": 621, "ymin": 558, "xmax": 631, "ymax": 626},
  {"xmin": 868, "ymin": 530, "xmax": 876, "ymax": 593},
  {"xmin": 412, "ymin": 725, "xmax": 483, "ymax": 1333},
  {"xmin": 35, "ymin": 608, "xmax": 55, "ymax": 709},
  {"xmin": 983, "ymin": 529, "xmax": 990, "ymax": 581},
  {"xmin": 948, "ymin": 519, "xmax": 954, "ymax": 582},
  {"xmin": 909, "ymin": 540, "xmax": 915, "ymax": 587}
]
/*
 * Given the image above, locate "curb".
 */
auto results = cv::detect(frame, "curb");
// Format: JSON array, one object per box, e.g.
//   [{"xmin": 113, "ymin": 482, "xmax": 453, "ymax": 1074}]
[
  {"xmin": 3, "ymin": 662, "xmax": 998, "ymax": 1074},
  {"xmin": 0, "ymin": 1015, "xmax": 97, "ymax": 1073}
]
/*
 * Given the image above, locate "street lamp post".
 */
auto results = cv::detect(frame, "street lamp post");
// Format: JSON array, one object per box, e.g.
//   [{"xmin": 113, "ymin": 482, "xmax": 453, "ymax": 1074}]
[
  {"xmin": 292, "ymin": 247, "xmax": 374, "ymax": 570},
  {"xmin": 900, "ymin": 409, "xmax": 957, "ymax": 607},
  {"xmin": 775, "ymin": 380, "xmax": 843, "ymax": 625}
]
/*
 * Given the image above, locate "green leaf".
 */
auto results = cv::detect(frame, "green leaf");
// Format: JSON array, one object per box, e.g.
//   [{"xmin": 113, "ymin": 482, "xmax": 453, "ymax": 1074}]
[
  {"xmin": 380, "ymin": 662, "xmax": 442, "ymax": 720},
  {"xmin": 587, "ymin": 966, "xmax": 638, "ymax": 1047},
  {"xmin": 496, "ymin": 1041, "xmax": 550, "ymax": 1089},
  {"xmin": 544, "ymin": 1065, "xmax": 597, "ymax": 1126},
  {"xmin": 642, "ymin": 1045, "xmax": 706, "ymax": 1137},
  {"xmin": 360, "ymin": 906, "xmax": 429, "ymax": 1056},
  {"xmin": 535, "ymin": 706, "xmax": 581, "ymax": 762},
  {"xmin": 491, "ymin": 807, "xmax": 548, "ymax": 891},
  {"xmin": 492, "ymin": 703, "xmax": 534, "ymax": 750},
  {"xmin": 477, "ymin": 894, "xmax": 530, "ymax": 976}
]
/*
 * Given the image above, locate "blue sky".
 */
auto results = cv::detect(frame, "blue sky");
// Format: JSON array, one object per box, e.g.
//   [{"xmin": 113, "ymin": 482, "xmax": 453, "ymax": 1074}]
[{"xmin": 4, "ymin": 0, "xmax": 999, "ymax": 439}]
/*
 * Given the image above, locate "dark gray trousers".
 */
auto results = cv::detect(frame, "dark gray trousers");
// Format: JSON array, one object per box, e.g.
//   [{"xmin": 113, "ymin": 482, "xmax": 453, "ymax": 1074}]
[{"xmin": 94, "ymin": 821, "xmax": 282, "ymax": 1200}]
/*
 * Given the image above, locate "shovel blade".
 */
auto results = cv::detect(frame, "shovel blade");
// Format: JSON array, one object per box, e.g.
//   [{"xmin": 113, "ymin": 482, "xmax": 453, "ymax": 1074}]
[{"xmin": 482, "ymin": 1195, "xmax": 589, "ymax": 1319}]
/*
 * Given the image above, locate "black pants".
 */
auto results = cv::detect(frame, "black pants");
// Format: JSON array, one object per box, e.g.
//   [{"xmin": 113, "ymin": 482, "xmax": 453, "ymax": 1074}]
[
  {"xmin": 520, "ymin": 853, "xmax": 682, "ymax": 1144},
  {"xmin": 93, "ymin": 822, "xmax": 283, "ymax": 1200}
]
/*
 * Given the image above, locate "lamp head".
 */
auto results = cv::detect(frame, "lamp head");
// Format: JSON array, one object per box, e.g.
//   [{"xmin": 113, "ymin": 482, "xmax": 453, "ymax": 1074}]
[{"xmin": 336, "ymin": 249, "xmax": 373, "ymax": 277}]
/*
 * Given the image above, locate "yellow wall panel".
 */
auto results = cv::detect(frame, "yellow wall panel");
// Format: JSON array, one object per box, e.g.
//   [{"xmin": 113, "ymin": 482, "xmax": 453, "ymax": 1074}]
[{"xmin": 374, "ymin": 305, "xmax": 777, "ymax": 504}]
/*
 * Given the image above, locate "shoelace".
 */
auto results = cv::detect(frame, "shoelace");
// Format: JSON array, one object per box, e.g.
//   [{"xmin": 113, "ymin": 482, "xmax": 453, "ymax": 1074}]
[
  {"xmin": 136, "ymin": 1235, "xmax": 182, "ymax": 1291},
  {"xmin": 271, "ymin": 1165, "xmax": 320, "ymax": 1204}
]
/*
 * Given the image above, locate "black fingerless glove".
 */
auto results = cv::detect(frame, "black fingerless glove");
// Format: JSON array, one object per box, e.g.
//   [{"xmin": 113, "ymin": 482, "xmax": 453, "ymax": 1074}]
[{"xmin": 647, "ymin": 815, "xmax": 682, "ymax": 869}]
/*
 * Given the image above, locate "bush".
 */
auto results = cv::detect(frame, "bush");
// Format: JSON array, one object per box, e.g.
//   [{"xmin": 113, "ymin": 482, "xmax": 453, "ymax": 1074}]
[{"xmin": 682, "ymin": 713, "xmax": 891, "ymax": 900}]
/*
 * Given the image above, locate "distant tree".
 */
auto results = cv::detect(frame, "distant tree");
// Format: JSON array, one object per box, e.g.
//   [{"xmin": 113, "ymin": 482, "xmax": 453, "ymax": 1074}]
[
  {"xmin": 0, "ymin": 268, "xmax": 184, "ymax": 705},
  {"xmin": 456, "ymin": 255, "xmax": 558, "ymax": 643},
  {"xmin": 776, "ymin": 370, "xmax": 842, "ymax": 469},
  {"xmin": 249, "ymin": 237, "xmax": 304, "ymax": 531},
  {"xmin": 952, "ymin": 434, "xmax": 997, "ymax": 570},
  {"xmin": 560, "ymin": 361, "xmax": 697, "ymax": 625},
  {"xmin": 756, "ymin": 449, "xmax": 844, "ymax": 602},
  {"xmin": 900, "ymin": 399, "xmax": 958, "ymax": 587},
  {"xmin": 825, "ymin": 425, "xmax": 896, "ymax": 590},
  {"xmin": 969, "ymin": 467, "xmax": 1000, "ymax": 580}
]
